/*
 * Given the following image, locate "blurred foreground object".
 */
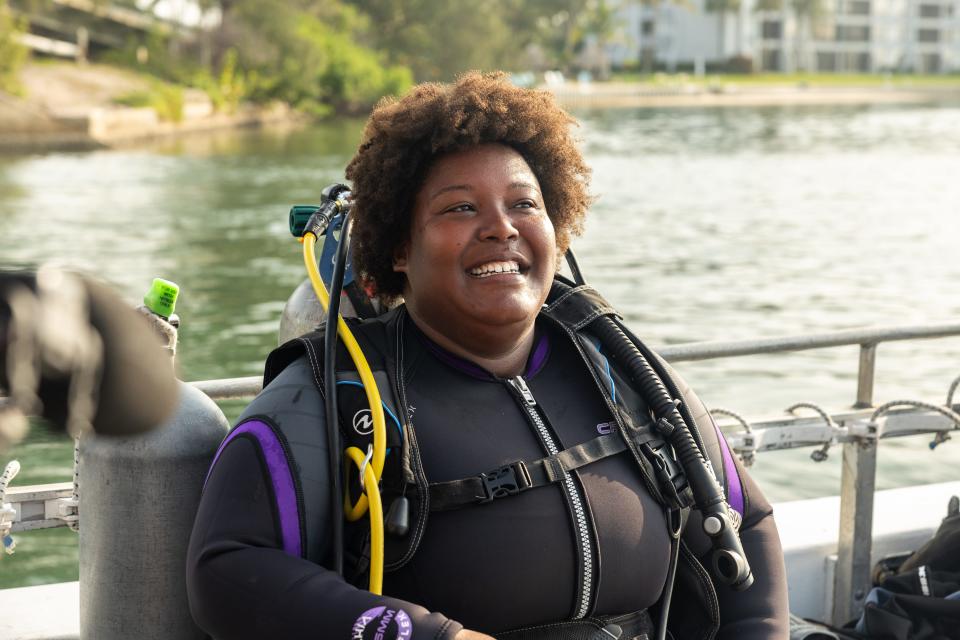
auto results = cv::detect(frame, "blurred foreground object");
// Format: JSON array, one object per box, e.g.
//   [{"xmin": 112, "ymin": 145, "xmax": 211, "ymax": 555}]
[
  {"xmin": 78, "ymin": 276, "xmax": 228, "ymax": 639},
  {"xmin": 0, "ymin": 268, "xmax": 179, "ymax": 450},
  {"xmin": 80, "ymin": 280, "xmax": 228, "ymax": 638}
]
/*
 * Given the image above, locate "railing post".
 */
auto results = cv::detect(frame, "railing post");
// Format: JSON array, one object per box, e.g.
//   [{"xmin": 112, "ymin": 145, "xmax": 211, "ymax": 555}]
[
  {"xmin": 833, "ymin": 343, "xmax": 879, "ymax": 625},
  {"xmin": 854, "ymin": 344, "xmax": 877, "ymax": 409}
]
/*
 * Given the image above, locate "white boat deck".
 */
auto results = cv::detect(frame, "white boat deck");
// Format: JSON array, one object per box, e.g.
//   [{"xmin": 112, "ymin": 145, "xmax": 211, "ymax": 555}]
[{"xmin": 2, "ymin": 480, "xmax": 958, "ymax": 639}]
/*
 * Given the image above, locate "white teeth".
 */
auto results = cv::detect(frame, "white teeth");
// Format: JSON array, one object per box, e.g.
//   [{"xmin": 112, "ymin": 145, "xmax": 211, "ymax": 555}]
[{"xmin": 468, "ymin": 260, "xmax": 521, "ymax": 277}]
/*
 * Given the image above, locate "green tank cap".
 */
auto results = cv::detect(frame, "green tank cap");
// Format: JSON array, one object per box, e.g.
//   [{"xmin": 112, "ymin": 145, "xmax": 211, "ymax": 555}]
[
  {"xmin": 289, "ymin": 205, "xmax": 320, "ymax": 237},
  {"xmin": 143, "ymin": 278, "xmax": 179, "ymax": 319}
]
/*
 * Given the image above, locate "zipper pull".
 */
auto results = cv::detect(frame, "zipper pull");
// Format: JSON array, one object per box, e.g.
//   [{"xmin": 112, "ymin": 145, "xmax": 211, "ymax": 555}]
[{"xmin": 509, "ymin": 376, "xmax": 537, "ymax": 407}]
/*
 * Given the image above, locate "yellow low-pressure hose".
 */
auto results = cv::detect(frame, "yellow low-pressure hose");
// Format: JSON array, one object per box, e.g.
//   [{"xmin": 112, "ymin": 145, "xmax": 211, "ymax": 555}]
[
  {"xmin": 303, "ymin": 230, "xmax": 387, "ymax": 592},
  {"xmin": 345, "ymin": 446, "xmax": 384, "ymax": 594}
]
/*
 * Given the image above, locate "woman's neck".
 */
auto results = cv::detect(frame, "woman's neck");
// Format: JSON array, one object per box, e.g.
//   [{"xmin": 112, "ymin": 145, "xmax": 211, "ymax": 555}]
[{"xmin": 405, "ymin": 307, "xmax": 536, "ymax": 378}]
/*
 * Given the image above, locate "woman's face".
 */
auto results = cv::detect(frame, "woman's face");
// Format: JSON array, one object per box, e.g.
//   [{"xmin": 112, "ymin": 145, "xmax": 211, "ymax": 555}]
[{"xmin": 393, "ymin": 143, "xmax": 557, "ymax": 348}]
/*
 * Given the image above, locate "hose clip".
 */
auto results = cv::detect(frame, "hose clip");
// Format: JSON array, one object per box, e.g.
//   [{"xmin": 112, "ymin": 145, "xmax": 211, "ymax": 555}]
[{"xmin": 358, "ymin": 444, "xmax": 374, "ymax": 492}]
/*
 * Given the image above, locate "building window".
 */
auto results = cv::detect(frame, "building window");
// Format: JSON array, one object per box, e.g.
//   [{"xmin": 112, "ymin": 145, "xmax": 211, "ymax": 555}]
[
  {"xmin": 917, "ymin": 28, "xmax": 941, "ymax": 42},
  {"xmin": 817, "ymin": 52, "xmax": 838, "ymax": 71},
  {"xmin": 836, "ymin": 25, "xmax": 871, "ymax": 41},
  {"xmin": 846, "ymin": 0, "xmax": 871, "ymax": 15},
  {"xmin": 922, "ymin": 53, "xmax": 942, "ymax": 72},
  {"xmin": 761, "ymin": 20, "xmax": 782, "ymax": 39},
  {"xmin": 762, "ymin": 48, "xmax": 782, "ymax": 70},
  {"xmin": 641, "ymin": 19, "xmax": 655, "ymax": 36},
  {"xmin": 918, "ymin": 4, "xmax": 941, "ymax": 17},
  {"xmin": 835, "ymin": 52, "xmax": 871, "ymax": 71}
]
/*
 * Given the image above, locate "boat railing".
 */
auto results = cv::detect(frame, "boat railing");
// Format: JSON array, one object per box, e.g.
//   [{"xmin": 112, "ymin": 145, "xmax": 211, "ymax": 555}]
[{"xmin": 6, "ymin": 320, "xmax": 960, "ymax": 623}]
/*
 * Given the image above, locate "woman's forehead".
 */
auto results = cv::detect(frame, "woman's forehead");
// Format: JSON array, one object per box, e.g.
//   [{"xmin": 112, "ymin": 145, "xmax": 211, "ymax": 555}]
[{"xmin": 420, "ymin": 144, "xmax": 540, "ymax": 193}]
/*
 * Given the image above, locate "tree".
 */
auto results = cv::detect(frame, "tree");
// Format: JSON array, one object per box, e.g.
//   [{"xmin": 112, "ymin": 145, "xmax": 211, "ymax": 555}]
[
  {"xmin": 345, "ymin": 0, "xmax": 625, "ymax": 79},
  {"xmin": 751, "ymin": 0, "xmax": 824, "ymax": 72},
  {"xmin": 704, "ymin": 0, "xmax": 742, "ymax": 64},
  {"xmin": 790, "ymin": 0, "xmax": 825, "ymax": 72},
  {"xmin": 0, "ymin": 0, "xmax": 27, "ymax": 95},
  {"xmin": 223, "ymin": 0, "xmax": 411, "ymax": 114},
  {"xmin": 512, "ymin": 0, "xmax": 621, "ymax": 73},
  {"xmin": 344, "ymin": 0, "xmax": 527, "ymax": 81}
]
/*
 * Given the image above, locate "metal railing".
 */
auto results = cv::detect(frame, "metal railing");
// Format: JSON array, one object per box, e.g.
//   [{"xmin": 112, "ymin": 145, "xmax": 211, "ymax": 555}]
[{"xmin": 6, "ymin": 321, "xmax": 960, "ymax": 624}]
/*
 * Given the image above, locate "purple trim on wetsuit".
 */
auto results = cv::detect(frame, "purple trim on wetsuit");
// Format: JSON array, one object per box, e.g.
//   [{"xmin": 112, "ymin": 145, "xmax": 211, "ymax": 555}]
[
  {"xmin": 415, "ymin": 322, "xmax": 550, "ymax": 380},
  {"xmin": 711, "ymin": 416, "xmax": 744, "ymax": 516},
  {"xmin": 206, "ymin": 419, "xmax": 302, "ymax": 557},
  {"xmin": 419, "ymin": 336, "xmax": 491, "ymax": 380},
  {"xmin": 525, "ymin": 331, "xmax": 550, "ymax": 377}
]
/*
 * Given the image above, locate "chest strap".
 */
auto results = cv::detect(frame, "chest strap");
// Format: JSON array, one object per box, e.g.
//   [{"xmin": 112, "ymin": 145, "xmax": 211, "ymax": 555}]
[{"xmin": 429, "ymin": 433, "xmax": 629, "ymax": 512}]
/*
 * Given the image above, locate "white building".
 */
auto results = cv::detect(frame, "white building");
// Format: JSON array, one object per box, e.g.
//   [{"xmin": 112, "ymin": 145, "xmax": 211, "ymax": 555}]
[{"xmin": 607, "ymin": 0, "xmax": 960, "ymax": 73}]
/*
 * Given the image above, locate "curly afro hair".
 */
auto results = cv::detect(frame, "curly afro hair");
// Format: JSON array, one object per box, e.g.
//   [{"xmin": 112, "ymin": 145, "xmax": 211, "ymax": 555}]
[{"xmin": 345, "ymin": 71, "xmax": 592, "ymax": 302}]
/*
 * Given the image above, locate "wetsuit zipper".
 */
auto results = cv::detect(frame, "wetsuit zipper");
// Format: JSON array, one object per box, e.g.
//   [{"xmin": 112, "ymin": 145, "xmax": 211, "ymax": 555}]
[{"xmin": 507, "ymin": 375, "xmax": 595, "ymax": 620}]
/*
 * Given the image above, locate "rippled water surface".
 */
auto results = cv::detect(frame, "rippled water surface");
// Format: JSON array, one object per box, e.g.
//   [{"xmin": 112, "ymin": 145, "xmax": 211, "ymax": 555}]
[{"xmin": 2, "ymin": 103, "xmax": 960, "ymax": 587}]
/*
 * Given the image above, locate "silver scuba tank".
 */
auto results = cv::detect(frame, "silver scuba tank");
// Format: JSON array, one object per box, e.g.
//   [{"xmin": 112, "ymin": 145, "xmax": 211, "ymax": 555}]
[
  {"xmin": 78, "ymin": 279, "xmax": 228, "ymax": 639},
  {"xmin": 278, "ymin": 277, "xmax": 328, "ymax": 344}
]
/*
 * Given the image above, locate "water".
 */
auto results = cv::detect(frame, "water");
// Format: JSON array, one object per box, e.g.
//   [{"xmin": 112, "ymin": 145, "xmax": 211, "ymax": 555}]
[{"xmin": 2, "ymin": 103, "xmax": 960, "ymax": 587}]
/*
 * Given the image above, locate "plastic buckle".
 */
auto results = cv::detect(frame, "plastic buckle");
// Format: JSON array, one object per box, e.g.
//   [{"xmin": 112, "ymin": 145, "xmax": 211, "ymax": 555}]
[{"xmin": 478, "ymin": 461, "xmax": 532, "ymax": 503}]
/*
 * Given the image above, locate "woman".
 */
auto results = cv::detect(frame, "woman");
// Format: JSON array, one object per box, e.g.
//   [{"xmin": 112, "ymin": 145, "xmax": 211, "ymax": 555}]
[{"xmin": 187, "ymin": 72, "xmax": 789, "ymax": 639}]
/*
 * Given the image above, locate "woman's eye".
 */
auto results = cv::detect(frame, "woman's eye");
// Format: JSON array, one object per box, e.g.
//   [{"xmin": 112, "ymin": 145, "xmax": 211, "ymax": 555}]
[
  {"xmin": 444, "ymin": 203, "xmax": 474, "ymax": 213},
  {"xmin": 514, "ymin": 199, "xmax": 538, "ymax": 210}
]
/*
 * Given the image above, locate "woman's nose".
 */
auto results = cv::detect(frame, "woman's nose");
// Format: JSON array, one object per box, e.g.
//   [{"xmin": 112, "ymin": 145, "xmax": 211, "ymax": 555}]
[{"xmin": 478, "ymin": 206, "xmax": 519, "ymax": 242}]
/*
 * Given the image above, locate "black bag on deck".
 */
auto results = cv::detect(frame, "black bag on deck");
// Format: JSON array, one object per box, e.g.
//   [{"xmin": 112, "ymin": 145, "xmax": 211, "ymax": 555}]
[
  {"xmin": 850, "ymin": 495, "xmax": 960, "ymax": 640},
  {"xmin": 898, "ymin": 496, "xmax": 960, "ymax": 575}
]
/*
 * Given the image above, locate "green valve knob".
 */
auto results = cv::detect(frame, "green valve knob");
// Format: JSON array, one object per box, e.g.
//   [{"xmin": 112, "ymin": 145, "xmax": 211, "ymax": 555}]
[
  {"xmin": 290, "ymin": 205, "xmax": 320, "ymax": 238},
  {"xmin": 143, "ymin": 278, "xmax": 179, "ymax": 319}
]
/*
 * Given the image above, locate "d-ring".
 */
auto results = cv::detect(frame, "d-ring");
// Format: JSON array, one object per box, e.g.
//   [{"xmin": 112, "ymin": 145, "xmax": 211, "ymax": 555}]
[{"xmin": 358, "ymin": 444, "xmax": 374, "ymax": 490}]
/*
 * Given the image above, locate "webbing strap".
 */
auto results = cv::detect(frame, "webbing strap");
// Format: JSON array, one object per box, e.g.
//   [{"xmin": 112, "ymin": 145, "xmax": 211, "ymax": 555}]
[{"xmin": 428, "ymin": 434, "xmax": 628, "ymax": 512}]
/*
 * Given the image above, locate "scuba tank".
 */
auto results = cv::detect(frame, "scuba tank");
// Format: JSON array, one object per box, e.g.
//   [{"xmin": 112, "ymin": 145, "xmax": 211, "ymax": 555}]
[{"xmin": 79, "ymin": 278, "xmax": 229, "ymax": 639}]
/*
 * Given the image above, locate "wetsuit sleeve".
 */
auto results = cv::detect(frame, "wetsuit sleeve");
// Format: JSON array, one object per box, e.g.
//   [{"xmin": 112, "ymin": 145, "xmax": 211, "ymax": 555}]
[
  {"xmin": 186, "ymin": 358, "xmax": 463, "ymax": 640},
  {"xmin": 660, "ymin": 359, "xmax": 789, "ymax": 639},
  {"xmin": 711, "ymin": 450, "xmax": 790, "ymax": 640}
]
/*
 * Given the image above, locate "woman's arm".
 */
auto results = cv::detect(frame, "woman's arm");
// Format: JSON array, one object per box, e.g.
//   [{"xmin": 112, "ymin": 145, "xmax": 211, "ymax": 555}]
[
  {"xmin": 711, "ymin": 455, "xmax": 790, "ymax": 639},
  {"xmin": 662, "ymin": 359, "xmax": 789, "ymax": 639},
  {"xmin": 186, "ymin": 356, "xmax": 464, "ymax": 640}
]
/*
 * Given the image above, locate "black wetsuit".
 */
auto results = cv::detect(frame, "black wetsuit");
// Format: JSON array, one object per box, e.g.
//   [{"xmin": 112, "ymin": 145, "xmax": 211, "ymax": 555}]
[{"xmin": 187, "ymin": 313, "xmax": 788, "ymax": 639}]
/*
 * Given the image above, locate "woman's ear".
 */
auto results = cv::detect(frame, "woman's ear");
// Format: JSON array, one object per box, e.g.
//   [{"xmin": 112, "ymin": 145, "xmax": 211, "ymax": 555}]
[{"xmin": 392, "ymin": 242, "xmax": 409, "ymax": 273}]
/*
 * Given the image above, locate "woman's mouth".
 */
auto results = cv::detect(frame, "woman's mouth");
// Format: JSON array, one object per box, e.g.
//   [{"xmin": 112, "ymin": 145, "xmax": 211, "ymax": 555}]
[{"xmin": 467, "ymin": 260, "xmax": 522, "ymax": 278}]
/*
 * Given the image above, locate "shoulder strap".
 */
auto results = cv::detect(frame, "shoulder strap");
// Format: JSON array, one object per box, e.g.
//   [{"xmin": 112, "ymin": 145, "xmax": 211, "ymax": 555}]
[
  {"xmin": 543, "ymin": 280, "xmax": 620, "ymax": 331},
  {"xmin": 263, "ymin": 332, "xmax": 321, "ymax": 388}
]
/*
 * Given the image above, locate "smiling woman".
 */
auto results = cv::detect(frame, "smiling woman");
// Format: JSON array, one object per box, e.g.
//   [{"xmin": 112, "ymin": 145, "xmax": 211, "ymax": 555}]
[{"xmin": 186, "ymin": 72, "xmax": 789, "ymax": 640}]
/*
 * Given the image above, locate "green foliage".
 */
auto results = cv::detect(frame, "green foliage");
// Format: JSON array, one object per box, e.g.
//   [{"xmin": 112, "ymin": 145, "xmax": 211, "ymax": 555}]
[
  {"xmin": 227, "ymin": 0, "xmax": 411, "ymax": 115},
  {"xmin": 101, "ymin": 1, "xmax": 411, "ymax": 117},
  {"xmin": 705, "ymin": 0, "xmax": 742, "ymax": 13},
  {"xmin": 203, "ymin": 48, "xmax": 247, "ymax": 113},
  {"xmin": 0, "ymin": 0, "xmax": 28, "ymax": 95},
  {"xmin": 346, "ymin": 0, "xmax": 623, "ymax": 79},
  {"xmin": 113, "ymin": 82, "xmax": 184, "ymax": 122},
  {"xmin": 103, "ymin": 31, "xmax": 249, "ymax": 113},
  {"xmin": 791, "ymin": 0, "xmax": 823, "ymax": 16}
]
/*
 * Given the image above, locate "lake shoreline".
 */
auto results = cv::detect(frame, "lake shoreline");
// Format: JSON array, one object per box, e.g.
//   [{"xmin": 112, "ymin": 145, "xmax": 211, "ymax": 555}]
[
  {"xmin": 548, "ymin": 82, "xmax": 960, "ymax": 109},
  {"xmin": 5, "ymin": 63, "xmax": 960, "ymax": 153},
  {"xmin": 0, "ymin": 62, "xmax": 307, "ymax": 154}
]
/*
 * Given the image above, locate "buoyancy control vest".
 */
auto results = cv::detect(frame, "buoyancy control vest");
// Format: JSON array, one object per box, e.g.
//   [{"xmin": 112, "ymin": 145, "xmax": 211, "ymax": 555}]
[{"xmin": 260, "ymin": 280, "xmax": 745, "ymax": 640}]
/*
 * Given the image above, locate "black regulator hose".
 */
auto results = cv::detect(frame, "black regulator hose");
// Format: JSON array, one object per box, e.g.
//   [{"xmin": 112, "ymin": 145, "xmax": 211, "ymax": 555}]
[
  {"xmin": 591, "ymin": 314, "xmax": 754, "ymax": 590},
  {"xmin": 322, "ymin": 193, "xmax": 352, "ymax": 577},
  {"xmin": 564, "ymin": 247, "xmax": 587, "ymax": 286}
]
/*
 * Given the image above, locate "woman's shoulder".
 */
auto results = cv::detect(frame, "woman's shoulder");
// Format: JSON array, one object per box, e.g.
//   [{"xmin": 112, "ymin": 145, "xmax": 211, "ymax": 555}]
[{"xmin": 239, "ymin": 354, "xmax": 324, "ymax": 427}]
